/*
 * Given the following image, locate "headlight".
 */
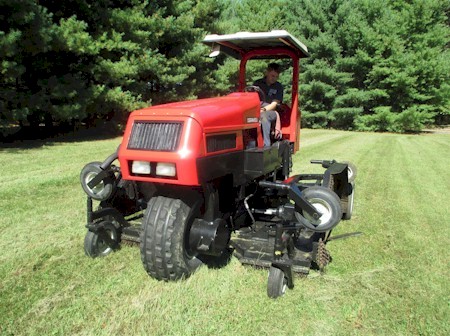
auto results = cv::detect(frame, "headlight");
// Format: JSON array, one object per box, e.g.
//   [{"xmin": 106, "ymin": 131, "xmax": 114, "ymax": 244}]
[
  {"xmin": 156, "ymin": 162, "xmax": 176, "ymax": 177},
  {"xmin": 132, "ymin": 161, "xmax": 151, "ymax": 174}
]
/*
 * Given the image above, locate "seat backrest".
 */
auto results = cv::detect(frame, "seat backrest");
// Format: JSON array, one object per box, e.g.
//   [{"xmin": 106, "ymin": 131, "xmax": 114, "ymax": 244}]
[{"xmin": 279, "ymin": 103, "xmax": 292, "ymax": 131}]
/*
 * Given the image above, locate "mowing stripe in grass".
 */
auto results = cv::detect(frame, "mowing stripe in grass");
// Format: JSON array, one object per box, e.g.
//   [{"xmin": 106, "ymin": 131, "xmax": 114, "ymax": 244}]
[{"xmin": 0, "ymin": 130, "xmax": 449, "ymax": 335}]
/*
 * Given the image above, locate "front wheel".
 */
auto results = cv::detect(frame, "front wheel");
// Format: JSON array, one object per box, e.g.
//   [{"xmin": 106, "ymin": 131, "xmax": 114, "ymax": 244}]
[
  {"xmin": 267, "ymin": 266, "xmax": 287, "ymax": 299},
  {"xmin": 140, "ymin": 196, "xmax": 202, "ymax": 281},
  {"xmin": 84, "ymin": 221, "xmax": 120, "ymax": 258}
]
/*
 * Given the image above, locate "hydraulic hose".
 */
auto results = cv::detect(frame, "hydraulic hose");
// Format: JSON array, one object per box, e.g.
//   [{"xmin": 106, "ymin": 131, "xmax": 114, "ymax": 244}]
[{"xmin": 100, "ymin": 146, "xmax": 120, "ymax": 170}]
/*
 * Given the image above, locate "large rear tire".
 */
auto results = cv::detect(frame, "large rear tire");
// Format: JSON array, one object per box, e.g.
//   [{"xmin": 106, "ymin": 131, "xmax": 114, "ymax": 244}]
[{"xmin": 140, "ymin": 196, "xmax": 202, "ymax": 281}]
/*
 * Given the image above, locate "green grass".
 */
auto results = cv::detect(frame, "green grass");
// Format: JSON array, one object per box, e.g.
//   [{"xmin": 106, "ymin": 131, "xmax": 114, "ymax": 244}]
[{"xmin": 1, "ymin": 130, "xmax": 449, "ymax": 335}]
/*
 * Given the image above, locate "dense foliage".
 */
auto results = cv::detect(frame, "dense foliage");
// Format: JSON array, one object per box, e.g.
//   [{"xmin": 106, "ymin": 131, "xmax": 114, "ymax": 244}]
[
  {"xmin": 217, "ymin": 0, "xmax": 450, "ymax": 132},
  {"xmin": 0, "ymin": 0, "xmax": 222, "ymax": 132},
  {"xmin": 1, "ymin": 0, "xmax": 449, "ymax": 134}
]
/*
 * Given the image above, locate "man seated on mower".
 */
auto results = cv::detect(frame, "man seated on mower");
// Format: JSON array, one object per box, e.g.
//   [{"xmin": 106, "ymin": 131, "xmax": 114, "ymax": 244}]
[{"xmin": 253, "ymin": 63, "xmax": 283, "ymax": 147}]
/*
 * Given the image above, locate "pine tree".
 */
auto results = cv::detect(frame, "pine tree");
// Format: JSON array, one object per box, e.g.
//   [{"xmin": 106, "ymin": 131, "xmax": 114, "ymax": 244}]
[
  {"xmin": 0, "ymin": 0, "xmax": 224, "ymax": 133},
  {"xmin": 216, "ymin": 0, "xmax": 450, "ymax": 131}
]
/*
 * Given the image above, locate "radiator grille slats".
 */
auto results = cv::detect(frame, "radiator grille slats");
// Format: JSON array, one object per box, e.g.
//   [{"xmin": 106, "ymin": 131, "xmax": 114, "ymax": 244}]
[
  {"xmin": 206, "ymin": 134, "xmax": 237, "ymax": 153},
  {"xmin": 128, "ymin": 121, "xmax": 183, "ymax": 151}
]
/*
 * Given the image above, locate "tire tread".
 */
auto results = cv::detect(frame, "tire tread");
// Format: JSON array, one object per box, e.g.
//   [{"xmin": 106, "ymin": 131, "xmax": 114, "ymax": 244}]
[{"xmin": 140, "ymin": 196, "xmax": 201, "ymax": 281}]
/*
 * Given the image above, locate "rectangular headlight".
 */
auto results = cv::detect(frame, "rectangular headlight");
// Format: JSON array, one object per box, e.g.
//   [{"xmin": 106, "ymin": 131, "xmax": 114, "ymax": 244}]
[
  {"xmin": 156, "ymin": 162, "xmax": 176, "ymax": 177},
  {"xmin": 132, "ymin": 161, "xmax": 151, "ymax": 174}
]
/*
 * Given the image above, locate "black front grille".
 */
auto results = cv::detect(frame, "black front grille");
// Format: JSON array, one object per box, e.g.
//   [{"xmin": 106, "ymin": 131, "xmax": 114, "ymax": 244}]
[
  {"xmin": 128, "ymin": 121, "xmax": 183, "ymax": 151},
  {"xmin": 206, "ymin": 133, "xmax": 237, "ymax": 153}
]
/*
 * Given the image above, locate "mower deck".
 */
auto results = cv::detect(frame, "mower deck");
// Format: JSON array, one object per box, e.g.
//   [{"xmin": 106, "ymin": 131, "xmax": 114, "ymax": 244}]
[
  {"xmin": 118, "ymin": 216, "xmax": 319, "ymax": 275},
  {"xmin": 231, "ymin": 219, "xmax": 315, "ymax": 275}
]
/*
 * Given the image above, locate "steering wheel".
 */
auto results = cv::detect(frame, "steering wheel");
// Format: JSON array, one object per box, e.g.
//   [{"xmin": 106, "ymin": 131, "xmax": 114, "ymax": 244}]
[{"xmin": 244, "ymin": 85, "xmax": 266, "ymax": 105}]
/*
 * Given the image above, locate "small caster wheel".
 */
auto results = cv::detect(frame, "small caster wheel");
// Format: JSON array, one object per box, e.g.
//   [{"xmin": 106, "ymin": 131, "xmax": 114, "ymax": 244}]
[
  {"xmin": 295, "ymin": 186, "xmax": 342, "ymax": 232},
  {"xmin": 80, "ymin": 161, "xmax": 115, "ymax": 201},
  {"xmin": 342, "ymin": 181, "xmax": 355, "ymax": 220},
  {"xmin": 343, "ymin": 161, "xmax": 357, "ymax": 182},
  {"xmin": 267, "ymin": 266, "xmax": 287, "ymax": 299},
  {"xmin": 84, "ymin": 221, "xmax": 120, "ymax": 258}
]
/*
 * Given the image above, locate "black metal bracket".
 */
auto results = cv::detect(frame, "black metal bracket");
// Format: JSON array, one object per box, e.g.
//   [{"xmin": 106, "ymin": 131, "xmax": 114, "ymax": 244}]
[
  {"xmin": 204, "ymin": 184, "xmax": 220, "ymax": 222},
  {"xmin": 258, "ymin": 180, "xmax": 320, "ymax": 219},
  {"xmin": 272, "ymin": 260, "xmax": 294, "ymax": 289},
  {"xmin": 322, "ymin": 161, "xmax": 349, "ymax": 198},
  {"xmin": 87, "ymin": 148, "xmax": 119, "ymax": 189},
  {"xmin": 271, "ymin": 222, "xmax": 295, "ymax": 289},
  {"xmin": 87, "ymin": 169, "xmax": 109, "ymax": 189},
  {"xmin": 86, "ymin": 196, "xmax": 129, "ymax": 231},
  {"xmin": 278, "ymin": 140, "xmax": 291, "ymax": 178}
]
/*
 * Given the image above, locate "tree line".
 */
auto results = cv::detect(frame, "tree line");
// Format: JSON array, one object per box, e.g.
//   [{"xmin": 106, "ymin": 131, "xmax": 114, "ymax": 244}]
[{"xmin": 1, "ymin": 0, "xmax": 449, "ymax": 135}]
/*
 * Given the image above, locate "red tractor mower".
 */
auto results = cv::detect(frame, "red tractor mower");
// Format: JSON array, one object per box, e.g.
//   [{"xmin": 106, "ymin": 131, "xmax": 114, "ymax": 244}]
[{"xmin": 80, "ymin": 31, "xmax": 357, "ymax": 298}]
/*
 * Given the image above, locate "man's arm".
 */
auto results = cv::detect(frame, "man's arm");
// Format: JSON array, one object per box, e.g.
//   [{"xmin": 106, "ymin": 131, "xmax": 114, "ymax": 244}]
[{"xmin": 261, "ymin": 101, "xmax": 279, "ymax": 112}]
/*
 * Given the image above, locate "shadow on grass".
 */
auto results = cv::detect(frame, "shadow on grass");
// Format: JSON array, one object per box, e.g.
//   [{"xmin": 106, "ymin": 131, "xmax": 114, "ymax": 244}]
[{"xmin": 0, "ymin": 122, "xmax": 123, "ymax": 152}]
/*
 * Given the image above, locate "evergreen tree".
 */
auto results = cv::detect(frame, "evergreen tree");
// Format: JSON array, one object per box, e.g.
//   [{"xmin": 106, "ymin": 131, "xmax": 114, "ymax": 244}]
[
  {"xmin": 0, "ymin": 0, "xmax": 223, "ymax": 133},
  {"xmin": 0, "ymin": 0, "xmax": 57, "ymax": 128},
  {"xmin": 217, "ymin": 0, "xmax": 450, "ymax": 132},
  {"xmin": 283, "ymin": 0, "xmax": 449, "ymax": 131},
  {"xmin": 1, "ymin": 0, "xmax": 448, "ymax": 134}
]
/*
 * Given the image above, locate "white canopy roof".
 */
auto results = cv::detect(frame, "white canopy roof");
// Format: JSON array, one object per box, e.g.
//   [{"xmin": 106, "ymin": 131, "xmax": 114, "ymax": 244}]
[{"xmin": 203, "ymin": 30, "xmax": 309, "ymax": 59}]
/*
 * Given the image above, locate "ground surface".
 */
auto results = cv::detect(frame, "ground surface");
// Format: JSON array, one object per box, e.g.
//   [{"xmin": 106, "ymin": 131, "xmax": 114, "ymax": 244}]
[
  {"xmin": 423, "ymin": 125, "xmax": 450, "ymax": 134},
  {"xmin": 0, "ymin": 129, "xmax": 449, "ymax": 335}
]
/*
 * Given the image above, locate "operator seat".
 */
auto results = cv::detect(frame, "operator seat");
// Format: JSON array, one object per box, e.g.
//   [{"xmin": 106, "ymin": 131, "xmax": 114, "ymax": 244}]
[
  {"xmin": 269, "ymin": 102, "xmax": 293, "ymax": 144},
  {"xmin": 272, "ymin": 103, "xmax": 293, "ymax": 143}
]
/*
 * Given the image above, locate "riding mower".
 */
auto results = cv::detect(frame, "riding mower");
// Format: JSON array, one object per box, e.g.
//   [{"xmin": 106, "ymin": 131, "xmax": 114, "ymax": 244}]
[{"xmin": 80, "ymin": 30, "xmax": 357, "ymax": 298}]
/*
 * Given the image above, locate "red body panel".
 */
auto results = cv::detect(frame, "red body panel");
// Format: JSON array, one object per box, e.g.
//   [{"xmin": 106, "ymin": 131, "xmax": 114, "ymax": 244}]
[
  {"xmin": 119, "ymin": 93, "xmax": 261, "ymax": 186},
  {"xmin": 119, "ymin": 39, "xmax": 307, "ymax": 186}
]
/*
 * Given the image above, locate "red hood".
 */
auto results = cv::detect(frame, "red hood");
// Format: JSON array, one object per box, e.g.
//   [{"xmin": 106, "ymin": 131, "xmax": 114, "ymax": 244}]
[{"xmin": 129, "ymin": 92, "xmax": 260, "ymax": 130}]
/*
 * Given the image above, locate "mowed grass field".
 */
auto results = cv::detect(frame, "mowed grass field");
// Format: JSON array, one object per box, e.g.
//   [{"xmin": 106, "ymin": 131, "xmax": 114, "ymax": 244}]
[{"xmin": 0, "ymin": 129, "xmax": 449, "ymax": 335}]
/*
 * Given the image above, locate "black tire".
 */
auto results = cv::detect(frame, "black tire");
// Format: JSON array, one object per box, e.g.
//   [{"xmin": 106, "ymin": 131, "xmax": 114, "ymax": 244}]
[
  {"xmin": 267, "ymin": 266, "xmax": 287, "ymax": 299},
  {"xmin": 140, "ymin": 196, "xmax": 202, "ymax": 281},
  {"xmin": 80, "ymin": 161, "xmax": 114, "ymax": 201},
  {"xmin": 342, "ymin": 182, "xmax": 355, "ymax": 220},
  {"xmin": 295, "ymin": 186, "xmax": 342, "ymax": 232},
  {"xmin": 84, "ymin": 222, "xmax": 120, "ymax": 258}
]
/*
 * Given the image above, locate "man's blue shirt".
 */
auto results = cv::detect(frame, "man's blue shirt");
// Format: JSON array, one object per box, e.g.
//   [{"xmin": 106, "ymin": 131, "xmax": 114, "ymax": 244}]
[{"xmin": 253, "ymin": 78, "xmax": 283, "ymax": 104}]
